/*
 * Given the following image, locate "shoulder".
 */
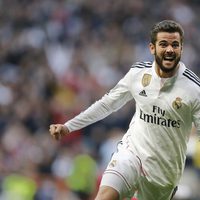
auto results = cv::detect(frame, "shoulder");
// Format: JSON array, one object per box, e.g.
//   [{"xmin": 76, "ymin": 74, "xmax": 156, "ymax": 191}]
[
  {"xmin": 182, "ymin": 67, "xmax": 200, "ymax": 88},
  {"xmin": 181, "ymin": 67, "xmax": 200, "ymax": 101},
  {"xmin": 131, "ymin": 61, "xmax": 153, "ymax": 69},
  {"xmin": 123, "ymin": 61, "xmax": 152, "ymax": 83},
  {"xmin": 129, "ymin": 61, "xmax": 153, "ymax": 76}
]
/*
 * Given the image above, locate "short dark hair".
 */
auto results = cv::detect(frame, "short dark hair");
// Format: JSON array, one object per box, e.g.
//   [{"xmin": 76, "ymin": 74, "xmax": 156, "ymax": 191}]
[{"xmin": 150, "ymin": 20, "xmax": 184, "ymax": 45}]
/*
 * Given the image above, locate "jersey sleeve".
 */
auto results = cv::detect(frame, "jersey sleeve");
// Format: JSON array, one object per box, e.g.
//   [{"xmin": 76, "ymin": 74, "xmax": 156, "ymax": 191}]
[
  {"xmin": 192, "ymin": 98, "xmax": 200, "ymax": 138},
  {"xmin": 65, "ymin": 69, "xmax": 133, "ymax": 132}
]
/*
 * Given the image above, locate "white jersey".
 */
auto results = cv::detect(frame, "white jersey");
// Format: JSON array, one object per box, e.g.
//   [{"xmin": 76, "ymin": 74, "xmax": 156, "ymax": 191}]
[{"xmin": 65, "ymin": 61, "xmax": 200, "ymax": 186}]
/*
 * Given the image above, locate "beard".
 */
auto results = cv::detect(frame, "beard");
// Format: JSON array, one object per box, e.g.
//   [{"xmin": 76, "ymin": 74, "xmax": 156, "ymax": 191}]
[{"xmin": 155, "ymin": 50, "xmax": 181, "ymax": 73}]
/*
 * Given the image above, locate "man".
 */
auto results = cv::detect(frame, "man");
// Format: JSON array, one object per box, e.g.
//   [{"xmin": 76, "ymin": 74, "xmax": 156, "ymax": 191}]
[{"xmin": 49, "ymin": 20, "xmax": 200, "ymax": 200}]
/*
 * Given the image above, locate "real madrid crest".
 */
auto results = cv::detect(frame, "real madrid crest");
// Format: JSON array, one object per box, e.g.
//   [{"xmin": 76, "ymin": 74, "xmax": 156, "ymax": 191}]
[
  {"xmin": 142, "ymin": 74, "xmax": 152, "ymax": 87},
  {"xmin": 172, "ymin": 97, "xmax": 182, "ymax": 109}
]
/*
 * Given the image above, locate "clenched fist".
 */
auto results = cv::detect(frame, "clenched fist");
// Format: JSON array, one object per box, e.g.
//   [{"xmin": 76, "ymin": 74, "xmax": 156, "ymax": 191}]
[{"xmin": 49, "ymin": 124, "xmax": 69, "ymax": 140}]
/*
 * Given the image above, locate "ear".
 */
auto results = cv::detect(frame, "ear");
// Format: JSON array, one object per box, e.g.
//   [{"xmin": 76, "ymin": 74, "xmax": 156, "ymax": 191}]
[{"xmin": 149, "ymin": 43, "xmax": 155, "ymax": 55}]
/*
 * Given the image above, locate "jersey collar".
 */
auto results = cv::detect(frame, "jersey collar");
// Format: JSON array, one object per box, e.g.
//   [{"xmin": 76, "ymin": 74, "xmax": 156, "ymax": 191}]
[{"xmin": 151, "ymin": 61, "xmax": 186, "ymax": 86}]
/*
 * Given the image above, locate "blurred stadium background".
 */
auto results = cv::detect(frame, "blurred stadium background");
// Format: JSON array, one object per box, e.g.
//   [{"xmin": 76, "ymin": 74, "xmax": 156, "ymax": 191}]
[{"xmin": 0, "ymin": 0, "xmax": 200, "ymax": 199}]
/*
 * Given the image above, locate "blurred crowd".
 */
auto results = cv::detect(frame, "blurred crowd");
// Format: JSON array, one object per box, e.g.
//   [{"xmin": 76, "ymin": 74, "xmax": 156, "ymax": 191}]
[{"xmin": 0, "ymin": 0, "xmax": 200, "ymax": 199}]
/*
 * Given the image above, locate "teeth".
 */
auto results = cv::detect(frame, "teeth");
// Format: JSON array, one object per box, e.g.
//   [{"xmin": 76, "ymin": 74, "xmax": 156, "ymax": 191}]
[
  {"xmin": 164, "ymin": 56, "xmax": 174, "ymax": 61},
  {"xmin": 164, "ymin": 54, "xmax": 175, "ymax": 60}
]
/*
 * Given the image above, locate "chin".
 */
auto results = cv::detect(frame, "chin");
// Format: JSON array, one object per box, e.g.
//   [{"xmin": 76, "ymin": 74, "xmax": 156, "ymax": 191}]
[
  {"xmin": 163, "ymin": 65, "xmax": 175, "ymax": 70},
  {"xmin": 160, "ymin": 63, "xmax": 177, "ymax": 73},
  {"xmin": 163, "ymin": 60, "xmax": 178, "ymax": 68}
]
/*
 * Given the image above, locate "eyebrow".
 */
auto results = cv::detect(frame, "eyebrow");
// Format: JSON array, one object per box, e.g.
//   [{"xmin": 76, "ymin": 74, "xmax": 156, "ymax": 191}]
[{"xmin": 158, "ymin": 40, "xmax": 180, "ymax": 44}]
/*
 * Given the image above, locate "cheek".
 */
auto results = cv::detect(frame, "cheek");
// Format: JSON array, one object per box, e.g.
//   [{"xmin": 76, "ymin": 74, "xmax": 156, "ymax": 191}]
[
  {"xmin": 154, "ymin": 46, "xmax": 163, "ymax": 56},
  {"xmin": 177, "ymin": 50, "xmax": 182, "ymax": 56},
  {"xmin": 156, "ymin": 48, "xmax": 165, "ymax": 56}
]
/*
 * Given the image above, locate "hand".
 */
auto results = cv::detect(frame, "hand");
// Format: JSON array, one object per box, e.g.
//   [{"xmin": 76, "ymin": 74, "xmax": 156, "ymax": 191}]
[{"xmin": 49, "ymin": 124, "xmax": 69, "ymax": 140}]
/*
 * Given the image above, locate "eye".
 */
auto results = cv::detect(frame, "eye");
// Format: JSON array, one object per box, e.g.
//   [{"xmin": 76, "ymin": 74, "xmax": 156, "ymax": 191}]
[
  {"xmin": 172, "ymin": 43, "xmax": 180, "ymax": 48},
  {"xmin": 159, "ymin": 42, "xmax": 168, "ymax": 48}
]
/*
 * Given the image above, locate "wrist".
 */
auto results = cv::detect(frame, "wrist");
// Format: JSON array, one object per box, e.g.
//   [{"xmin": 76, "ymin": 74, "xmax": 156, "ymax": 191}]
[{"xmin": 63, "ymin": 125, "xmax": 70, "ymax": 134}]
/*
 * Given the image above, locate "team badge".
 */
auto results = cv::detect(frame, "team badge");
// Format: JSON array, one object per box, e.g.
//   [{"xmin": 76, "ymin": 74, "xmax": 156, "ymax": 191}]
[
  {"xmin": 142, "ymin": 74, "xmax": 152, "ymax": 87},
  {"xmin": 172, "ymin": 97, "xmax": 182, "ymax": 109}
]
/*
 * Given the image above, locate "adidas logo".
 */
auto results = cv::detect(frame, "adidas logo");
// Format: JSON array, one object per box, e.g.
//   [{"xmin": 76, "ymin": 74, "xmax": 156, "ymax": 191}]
[{"xmin": 139, "ymin": 90, "xmax": 147, "ymax": 97}]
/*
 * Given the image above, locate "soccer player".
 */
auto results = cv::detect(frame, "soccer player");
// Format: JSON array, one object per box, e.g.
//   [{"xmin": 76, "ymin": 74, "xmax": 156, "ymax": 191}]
[{"xmin": 49, "ymin": 20, "xmax": 200, "ymax": 200}]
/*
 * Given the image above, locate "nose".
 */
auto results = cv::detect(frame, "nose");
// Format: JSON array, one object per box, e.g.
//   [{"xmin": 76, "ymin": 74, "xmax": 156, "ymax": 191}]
[{"xmin": 166, "ymin": 45, "xmax": 174, "ymax": 52}]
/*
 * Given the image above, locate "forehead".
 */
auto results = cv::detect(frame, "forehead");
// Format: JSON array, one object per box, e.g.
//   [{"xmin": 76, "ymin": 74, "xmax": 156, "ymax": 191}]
[{"xmin": 156, "ymin": 32, "xmax": 181, "ymax": 43}]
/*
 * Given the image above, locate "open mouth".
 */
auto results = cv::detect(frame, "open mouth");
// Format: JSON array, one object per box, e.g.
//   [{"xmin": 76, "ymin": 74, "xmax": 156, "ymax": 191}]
[{"xmin": 163, "ymin": 55, "xmax": 176, "ymax": 62}]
